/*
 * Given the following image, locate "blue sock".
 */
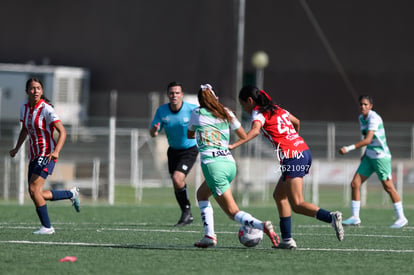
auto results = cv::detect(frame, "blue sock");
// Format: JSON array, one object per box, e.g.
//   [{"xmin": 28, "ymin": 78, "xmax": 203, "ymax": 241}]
[
  {"xmin": 316, "ymin": 208, "xmax": 332, "ymax": 223},
  {"xmin": 36, "ymin": 204, "xmax": 51, "ymax": 228},
  {"xmin": 280, "ymin": 216, "xmax": 292, "ymax": 240},
  {"xmin": 51, "ymin": 190, "xmax": 73, "ymax": 201}
]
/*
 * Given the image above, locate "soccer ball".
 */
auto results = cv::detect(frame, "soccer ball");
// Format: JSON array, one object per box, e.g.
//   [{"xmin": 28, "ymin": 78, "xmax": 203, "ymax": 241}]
[{"xmin": 238, "ymin": 225, "xmax": 263, "ymax": 247}]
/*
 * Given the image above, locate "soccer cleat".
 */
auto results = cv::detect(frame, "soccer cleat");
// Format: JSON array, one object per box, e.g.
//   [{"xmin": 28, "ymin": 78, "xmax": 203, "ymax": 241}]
[
  {"xmin": 390, "ymin": 217, "xmax": 408, "ymax": 229},
  {"xmin": 331, "ymin": 211, "xmax": 344, "ymax": 241},
  {"xmin": 174, "ymin": 210, "xmax": 194, "ymax": 227},
  {"xmin": 70, "ymin": 187, "xmax": 81, "ymax": 212},
  {"xmin": 277, "ymin": 238, "xmax": 297, "ymax": 250},
  {"xmin": 194, "ymin": 234, "xmax": 217, "ymax": 248},
  {"xmin": 33, "ymin": 226, "xmax": 55, "ymax": 235},
  {"xmin": 263, "ymin": 221, "xmax": 280, "ymax": 247},
  {"xmin": 342, "ymin": 216, "xmax": 361, "ymax": 226}
]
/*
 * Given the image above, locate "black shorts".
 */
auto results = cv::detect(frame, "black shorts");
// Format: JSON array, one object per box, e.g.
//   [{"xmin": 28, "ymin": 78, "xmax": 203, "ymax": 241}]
[{"xmin": 167, "ymin": 146, "xmax": 198, "ymax": 176}]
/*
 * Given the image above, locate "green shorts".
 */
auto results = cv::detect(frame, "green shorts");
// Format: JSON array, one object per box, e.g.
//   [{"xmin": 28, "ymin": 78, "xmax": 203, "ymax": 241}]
[
  {"xmin": 201, "ymin": 160, "xmax": 236, "ymax": 197},
  {"xmin": 356, "ymin": 155, "xmax": 392, "ymax": 181}
]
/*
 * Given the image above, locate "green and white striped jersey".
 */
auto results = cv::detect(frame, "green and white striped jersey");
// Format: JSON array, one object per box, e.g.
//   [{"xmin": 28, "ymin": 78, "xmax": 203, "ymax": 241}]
[
  {"xmin": 188, "ymin": 107, "xmax": 241, "ymax": 164},
  {"xmin": 359, "ymin": 110, "xmax": 391, "ymax": 159}
]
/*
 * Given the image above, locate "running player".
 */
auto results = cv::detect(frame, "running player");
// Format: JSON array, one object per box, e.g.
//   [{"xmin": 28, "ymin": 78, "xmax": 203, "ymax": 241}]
[
  {"xmin": 339, "ymin": 95, "xmax": 408, "ymax": 228},
  {"xmin": 229, "ymin": 85, "xmax": 344, "ymax": 249},
  {"xmin": 9, "ymin": 78, "xmax": 80, "ymax": 235},
  {"xmin": 150, "ymin": 81, "xmax": 198, "ymax": 226},
  {"xmin": 188, "ymin": 84, "xmax": 279, "ymax": 248}
]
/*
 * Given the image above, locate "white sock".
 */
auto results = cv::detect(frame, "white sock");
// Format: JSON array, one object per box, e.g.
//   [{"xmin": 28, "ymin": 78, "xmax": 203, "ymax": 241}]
[
  {"xmin": 393, "ymin": 201, "xmax": 406, "ymax": 219},
  {"xmin": 351, "ymin": 200, "xmax": 361, "ymax": 218},
  {"xmin": 198, "ymin": 200, "xmax": 215, "ymax": 237},
  {"xmin": 234, "ymin": 211, "xmax": 263, "ymax": 230}
]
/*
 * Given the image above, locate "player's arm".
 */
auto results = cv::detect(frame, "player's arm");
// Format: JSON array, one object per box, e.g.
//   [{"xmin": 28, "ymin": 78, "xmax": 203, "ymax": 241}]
[
  {"xmin": 289, "ymin": 113, "xmax": 300, "ymax": 132},
  {"xmin": 187, "ymin": 129, "xmax": 195, "ymax": 139},
  {"xmin": 339, "ymin": 130, "xmax": 374, "ymax": 155},
  {"xmin": 234, "ymin": 125, "xmax": 247, "ymax": 140},
  {"xmin": 47, "ymin": 121, "xmax": 67, "ymax": 161},
  {"xmin": 9, "ymin": 125, "xmax": 28, "ymax": 158},
  {"xmin": 149, "ymin": 122, "xmax": 161, "ymax": 137},
  {"xmin": 228, "ymin": 120, "xmax": 261, "ymax": 150}
]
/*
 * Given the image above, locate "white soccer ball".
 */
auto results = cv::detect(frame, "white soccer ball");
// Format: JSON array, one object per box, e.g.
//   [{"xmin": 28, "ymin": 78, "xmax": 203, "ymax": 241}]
[{"xmin": 238, "ymin": 225, "xmax": 263, "ymax": 247}]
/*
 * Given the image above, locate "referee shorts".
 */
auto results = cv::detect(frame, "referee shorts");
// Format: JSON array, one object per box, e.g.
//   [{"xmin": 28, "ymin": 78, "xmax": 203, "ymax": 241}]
[{"xmin": 167, "ymin": 146, "xmax": 198, "ymax": 176}]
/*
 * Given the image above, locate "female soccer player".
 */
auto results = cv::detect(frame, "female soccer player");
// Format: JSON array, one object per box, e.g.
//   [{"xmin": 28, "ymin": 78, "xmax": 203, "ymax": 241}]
[
  {"xmin": 9, "ymin": 78, "xmax": 80, "ymax": 235},
  {"xmin": 187, "ymin": 84, "xmax": 279, "ymax": 248},
  {"xmin": 339, "ymin": 95, "xmax": 408, "ymax": 228},
  {"xmin": 229, "ymin": 85, "xmax": 344, "ymax": 249}
]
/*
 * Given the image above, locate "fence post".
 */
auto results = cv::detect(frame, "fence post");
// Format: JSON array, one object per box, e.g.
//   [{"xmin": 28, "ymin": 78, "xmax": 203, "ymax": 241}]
[
  {"xmin": 3, "ymin": 156, "xmax": 10, "ymax": 200},
  {"xmin": 108, "ymin": 90, "xmax": 117, "ymax": 205},
  {"xmin": 327, "ymin": 123, "xmax": 335, "ymax": 160},
  {"xmin": 92, "ymin": 158, "xmax": 100, "ymax": 201},
  {"xmin": 343, "ymin": 162, "xmax": 351, "ymax": 207},
  {"xmin": 312, "ymin": 160, "xmax": 319, "ymax": 205},
  {"xmin": 18, "ymin": 142, "xmax": 26, "ymax": 205},
  {"xmin": 397, "ymin": 162, "xmax": 404, "ymax": 200},
  {"xmin": 411, "ymin": 124, "xmax": 414, "ymax": 160},
  {"xmin": 131, "ymin": 129, "xmax": 139, "ymax": 188}
]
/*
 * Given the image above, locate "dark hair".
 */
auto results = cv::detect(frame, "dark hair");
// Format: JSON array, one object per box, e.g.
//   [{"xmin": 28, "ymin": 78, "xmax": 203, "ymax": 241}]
[
  {"xmin": 25, "ymin": 77, "xmax": 53, "ymax": 106},
  {"xmin": 198, "ymin": 86, "xmax": 233, "ymax": 122},
  {"xmin": 239, "ymin": 85, "xmax": 277, "ymax": 114},
  {"xmin": 167, "ymin": 81, "xmax": 183, "ymax": 92},
  {"xmin": 359, "ymin": 95, "xmax": 373, "ymax": 105}
]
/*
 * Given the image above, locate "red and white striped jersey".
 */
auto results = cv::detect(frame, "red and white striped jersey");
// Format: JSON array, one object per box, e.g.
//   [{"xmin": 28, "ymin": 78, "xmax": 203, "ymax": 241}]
[
  {"xmin": 251, "ymin": 105, "xmax": 309, "ymax": 159},
  {"xmin": 20, "ymin": 99, "xmax": 60, "ymax": 161}
]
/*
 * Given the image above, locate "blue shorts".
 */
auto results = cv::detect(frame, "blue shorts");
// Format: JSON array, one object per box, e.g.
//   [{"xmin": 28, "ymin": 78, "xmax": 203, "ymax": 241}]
[
  {"xmin": 28, "ymin": 156, "xmax": 56, "ymax": 182},
  {"xmin": 280, "ymin": 150, "xmax": 312, "ymax": 180}
]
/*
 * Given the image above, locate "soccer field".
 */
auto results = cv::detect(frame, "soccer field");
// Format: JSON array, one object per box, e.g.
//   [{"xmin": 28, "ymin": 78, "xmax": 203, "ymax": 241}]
[{"xmin": 0, "ymin": 198, "xmax": 413, "ymax": 275}]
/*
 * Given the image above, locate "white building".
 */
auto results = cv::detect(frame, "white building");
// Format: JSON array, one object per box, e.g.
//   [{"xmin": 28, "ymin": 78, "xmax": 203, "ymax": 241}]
[{"xmin": 0, "ymin": 63, "xmax": 90, "ymax": 126}]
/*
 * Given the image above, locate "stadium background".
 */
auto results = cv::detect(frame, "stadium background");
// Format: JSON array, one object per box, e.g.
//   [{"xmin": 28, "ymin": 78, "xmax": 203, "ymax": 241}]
[
  {"xmin": 0, "ymin": 0, "xmax": 413, "ymax": 206},
  {"xmin": 0, "ymin": 0, "xmax": 413, "ymax": 121}
]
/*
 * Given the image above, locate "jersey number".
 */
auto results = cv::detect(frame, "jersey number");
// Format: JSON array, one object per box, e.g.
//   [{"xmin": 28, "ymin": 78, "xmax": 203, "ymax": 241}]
[
  {"xmin": 277, "ymin": 113, "xmax": 296, "ymax": 134},
  {"xmin": 198, "ymin": 130, "xmax": 222, "ymax": 146}
]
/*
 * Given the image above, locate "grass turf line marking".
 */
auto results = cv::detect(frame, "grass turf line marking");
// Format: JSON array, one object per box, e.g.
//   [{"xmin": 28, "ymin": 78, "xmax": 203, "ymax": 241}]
[
  {"xmin": 2, "ymin": 225, "xmax": 414, "ymax": 239},
  {"xmin": 1, "ymin": 240, "xmax": 414, "ymax": 253}
]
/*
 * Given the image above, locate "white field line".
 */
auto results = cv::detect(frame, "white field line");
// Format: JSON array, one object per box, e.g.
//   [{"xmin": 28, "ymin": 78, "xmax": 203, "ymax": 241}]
[
  {"xmin": 0, "ymin": 240, "xmax": 414, "ymax": 253},
  {"xmin": 1, "ymin": 224, "xmax": 414, "ymax": 238}
]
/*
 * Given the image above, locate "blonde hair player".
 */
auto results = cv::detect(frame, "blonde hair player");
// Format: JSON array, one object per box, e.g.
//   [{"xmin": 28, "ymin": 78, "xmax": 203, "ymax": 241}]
[{"xmin": 188, "ymin": 84, "xmax": 280, "ymax": 248}]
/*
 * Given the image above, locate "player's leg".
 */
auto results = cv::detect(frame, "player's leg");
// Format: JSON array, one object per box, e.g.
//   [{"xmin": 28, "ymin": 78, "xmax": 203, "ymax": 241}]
[
  {"xmin": 211, "ymin": 159, "xmax": 279, "ymax": 247},
  {"xmin": 169, "ymin": 147, "xmax": 198, "ymax": 226},
  {"xmin": 214, "ymin": 188, "xmax": 279, "ymax": 247},
  {"xmin": 171, "ymin": 170, "xmax": 193, "ymax": 226},
  {"xmin": 29, "ymin": 173, "xmax": 55, "ymax": 234},
  {"xmin": 273, "ymin": 177, "xmax": 296, "ymax": 249},
  {"xmin": 285, "ymin": 177, "xmax": 319, "ymax": 217},
  {"xmin": 195, "ymin": 181, "xmax": 216, "ymax": 247},
  {"xmin": 283, "ymin": 177, "xmax": 344, "ymax": 241},
  {"xmin": 49, "ymin": 187, "xmax": 81, "ymax": 212},
  {"xmin": 343, "ymin": 157, "xmax": 372, "ymax": 226},
  {"xmin": 375, "ymin": 158, "xmax": 408, "ymax": 228}
]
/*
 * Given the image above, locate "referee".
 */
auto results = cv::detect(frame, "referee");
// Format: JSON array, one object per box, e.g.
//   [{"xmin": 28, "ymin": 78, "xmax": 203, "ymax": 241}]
[{"xmin": 150, "ymin": 81, "xmax": 198, "ymax": 226}]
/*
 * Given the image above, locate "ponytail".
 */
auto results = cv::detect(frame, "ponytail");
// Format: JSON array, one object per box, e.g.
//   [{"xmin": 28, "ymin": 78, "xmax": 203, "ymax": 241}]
[
  {"xmin": 198, "ymin": 84, "xmax": 233, "ymax": 122},
  {"xmin": 239, "ymin": 85, "xmax": 277, "ymax": 114}
]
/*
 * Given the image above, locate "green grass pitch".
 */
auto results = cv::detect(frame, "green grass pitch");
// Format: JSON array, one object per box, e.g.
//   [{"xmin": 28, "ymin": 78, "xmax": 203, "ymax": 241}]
[{"xmin": 0, "ymin": 186, "xmax": 413, "ymax": 275}]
